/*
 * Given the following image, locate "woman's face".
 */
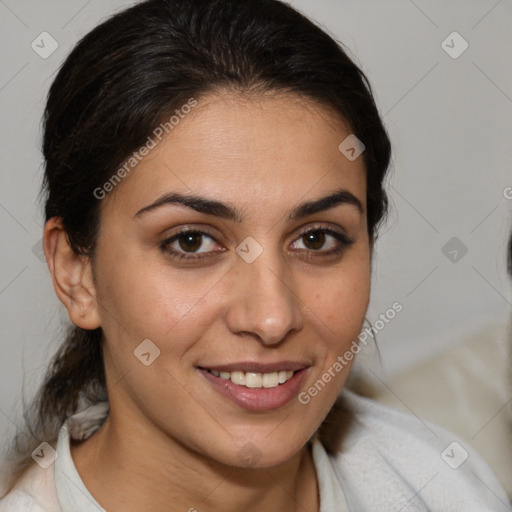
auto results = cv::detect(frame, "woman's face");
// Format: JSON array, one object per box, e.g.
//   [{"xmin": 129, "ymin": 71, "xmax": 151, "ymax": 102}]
[{"xmin": 92, "ymin": 91, "xmax": 370, "ymax": 468}]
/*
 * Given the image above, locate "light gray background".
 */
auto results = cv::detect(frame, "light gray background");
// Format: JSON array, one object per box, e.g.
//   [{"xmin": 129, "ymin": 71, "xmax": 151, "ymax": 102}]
[{"xmin": 1, "ymin": 0, "xmax": 511, "ymax": 453}]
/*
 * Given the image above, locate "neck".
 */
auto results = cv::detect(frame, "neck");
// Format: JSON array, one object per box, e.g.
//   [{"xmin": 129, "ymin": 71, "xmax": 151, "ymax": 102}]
[{"xmin": 70, "ymin": 404, "xmax": 319, "ymax": 512}]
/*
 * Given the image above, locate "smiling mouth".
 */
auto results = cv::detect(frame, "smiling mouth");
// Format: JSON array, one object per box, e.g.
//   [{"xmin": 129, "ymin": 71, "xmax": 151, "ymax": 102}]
[
  {"xmin": 203, "ymin": 369, "xmax": 296, "ymax": 389},
  {"xmin": 197, "ymin": 365, "xmax": 309, "ymax": 411}
]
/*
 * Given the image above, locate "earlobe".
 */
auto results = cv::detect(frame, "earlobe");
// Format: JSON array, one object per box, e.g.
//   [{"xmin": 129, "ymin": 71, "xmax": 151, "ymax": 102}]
[{"xmin": 43, "ymin": 217, "xmax": 101, "ymax": 330}]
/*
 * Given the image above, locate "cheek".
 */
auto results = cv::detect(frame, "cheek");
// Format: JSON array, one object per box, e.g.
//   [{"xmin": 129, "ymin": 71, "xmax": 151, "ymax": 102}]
[
  {"xmin": 309, "ymin": 257, "xmax": 371, "ymax": 353},
  {"xmin": 94, "ymin": 246, "xmax": 224, "ymax": 354},
  {"xmin": 294, "ymin": 262, "xmax": 370, "ymax": 437}
]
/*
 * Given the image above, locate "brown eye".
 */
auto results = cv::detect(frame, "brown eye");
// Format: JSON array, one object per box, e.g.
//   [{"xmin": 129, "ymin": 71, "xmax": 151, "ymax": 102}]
[
  {"xmin": 160, "ymin": 229, "xmax": 222, "ymax": 260},
  {"xmin": 302, "ymin": 230, "xmax": 326, "ymax": 250},
  {"xmin": 291, "ymin": 227, "xmax": 354, "ymax": 257},
  {"xmin": 178, "ymin": 232, "xmax": 204, "ymax": 252}
]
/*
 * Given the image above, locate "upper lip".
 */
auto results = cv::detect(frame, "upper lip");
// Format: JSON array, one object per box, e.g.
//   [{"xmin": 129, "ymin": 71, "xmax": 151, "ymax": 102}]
[{"xmin": 198, "ymin": 361, "xmax": 310, "ymax": 373}]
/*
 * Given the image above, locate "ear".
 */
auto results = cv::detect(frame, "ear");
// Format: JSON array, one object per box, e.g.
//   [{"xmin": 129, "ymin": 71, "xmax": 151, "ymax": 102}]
[{"xmin": 43, "ymin": 217, "xmax": 101, "ymax": 330}]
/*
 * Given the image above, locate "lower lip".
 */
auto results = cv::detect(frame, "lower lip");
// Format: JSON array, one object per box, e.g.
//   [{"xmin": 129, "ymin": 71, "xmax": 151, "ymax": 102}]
[{"xmin": 198, "ymin": 368, "xmax": 309, "ymax": 411}]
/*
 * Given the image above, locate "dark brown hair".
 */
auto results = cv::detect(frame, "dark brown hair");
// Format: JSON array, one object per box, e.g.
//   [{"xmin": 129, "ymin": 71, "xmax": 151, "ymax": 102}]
[{"xmin": 3, "ymin": 0, "xmax": 391, "ymax": 491}]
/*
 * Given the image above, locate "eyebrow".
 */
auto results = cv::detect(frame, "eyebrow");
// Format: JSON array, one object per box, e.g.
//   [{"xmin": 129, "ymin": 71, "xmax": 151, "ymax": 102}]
[{"xmin": 134, "ymin": 188, "xmax": 364, "ymax": 221}]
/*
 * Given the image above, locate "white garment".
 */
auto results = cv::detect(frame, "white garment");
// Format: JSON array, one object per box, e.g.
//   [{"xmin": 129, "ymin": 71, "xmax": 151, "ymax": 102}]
[{"xmin": 0, "ymin": 390, "xmax": 509, "ymax": 511}]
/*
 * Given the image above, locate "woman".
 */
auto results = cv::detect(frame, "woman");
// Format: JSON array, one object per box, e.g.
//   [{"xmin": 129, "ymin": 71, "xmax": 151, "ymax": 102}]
[{"xmin": 0, "ymin": 0, "xmax": 508, "ymax": 510}]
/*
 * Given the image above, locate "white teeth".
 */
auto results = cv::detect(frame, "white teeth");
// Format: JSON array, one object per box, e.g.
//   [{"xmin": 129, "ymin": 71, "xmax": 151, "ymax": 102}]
[
  {"xmin": 278, "ymin": 370, "xmax": 289, "ymax": 384},
  {"xmin": 208, "ymin": 369, "xmax": 295, "ymax": 388},
  {"xmin": 230, "ymin": 371, "xmax": 246, "ymax": 386},
  {"xmin": 245, "ymin": 372, "xmax": 263, "ymax": 388},
  {"xmin": 263, "ymin": 372, "xmax": 279, "ymax": 388}
]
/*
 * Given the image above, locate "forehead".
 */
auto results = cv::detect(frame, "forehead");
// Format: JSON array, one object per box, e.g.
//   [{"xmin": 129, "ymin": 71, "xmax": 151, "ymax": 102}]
[{"xmin": 101, "ymin": 91, "xmax": 367, "ymax": 219}]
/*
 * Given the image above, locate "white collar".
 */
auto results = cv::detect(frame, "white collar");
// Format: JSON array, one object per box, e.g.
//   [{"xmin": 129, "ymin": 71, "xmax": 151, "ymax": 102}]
[{"xmin": 54, "ymin": 421, "xmax": 105, "ymax": 512}]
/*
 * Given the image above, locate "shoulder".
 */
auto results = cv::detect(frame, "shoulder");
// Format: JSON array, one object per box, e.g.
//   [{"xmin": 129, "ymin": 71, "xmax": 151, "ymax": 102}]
[
  {"xmin": 0, "ymin": 464, "xmax": 61, "ymax": 512},
  {"xmin": 329, "ymin": 390, "xmax": 510, "ymax": 511},
  {"xmin": 0, "ymin": 489, "xmax": 47, "ymax": 512},
  {"xmin": 0, "ymin": 401, "xmax": 108, "ymax": 512}
]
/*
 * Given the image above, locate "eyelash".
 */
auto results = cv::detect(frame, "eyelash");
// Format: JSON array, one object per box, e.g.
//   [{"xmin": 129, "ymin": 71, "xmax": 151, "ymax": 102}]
[{"xmin": 159, "ymin": 226, "xmax": 354, "ymax": 262}]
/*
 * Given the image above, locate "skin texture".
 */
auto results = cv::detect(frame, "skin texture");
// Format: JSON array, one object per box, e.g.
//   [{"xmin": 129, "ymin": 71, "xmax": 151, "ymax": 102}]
[{"xmin": 43, "ymin": 91, "xmax": 370, "ymax": 511}]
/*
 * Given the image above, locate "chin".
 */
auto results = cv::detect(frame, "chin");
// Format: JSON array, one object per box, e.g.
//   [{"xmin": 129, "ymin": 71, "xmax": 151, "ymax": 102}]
[{"xmin": 214, "ymin": 428, "xmax": 311, "ymax": 470}]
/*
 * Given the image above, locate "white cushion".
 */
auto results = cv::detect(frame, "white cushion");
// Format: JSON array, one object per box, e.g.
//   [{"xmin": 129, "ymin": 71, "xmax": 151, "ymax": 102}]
[{"xmin": 370, "ymin": 322, "xmax": 512, "ymax": 498}]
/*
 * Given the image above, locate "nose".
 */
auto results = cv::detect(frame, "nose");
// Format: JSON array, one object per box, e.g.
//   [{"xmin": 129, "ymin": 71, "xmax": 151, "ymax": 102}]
[{"xmin": 225, "ymin": 252, "xmax": 304, "ymax": 346}]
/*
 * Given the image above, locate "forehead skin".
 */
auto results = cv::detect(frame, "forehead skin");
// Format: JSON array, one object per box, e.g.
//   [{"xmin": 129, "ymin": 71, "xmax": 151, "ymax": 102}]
[{"xmin": 98, "ymin": 90, "xmax": 367, "ymax": 231}]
